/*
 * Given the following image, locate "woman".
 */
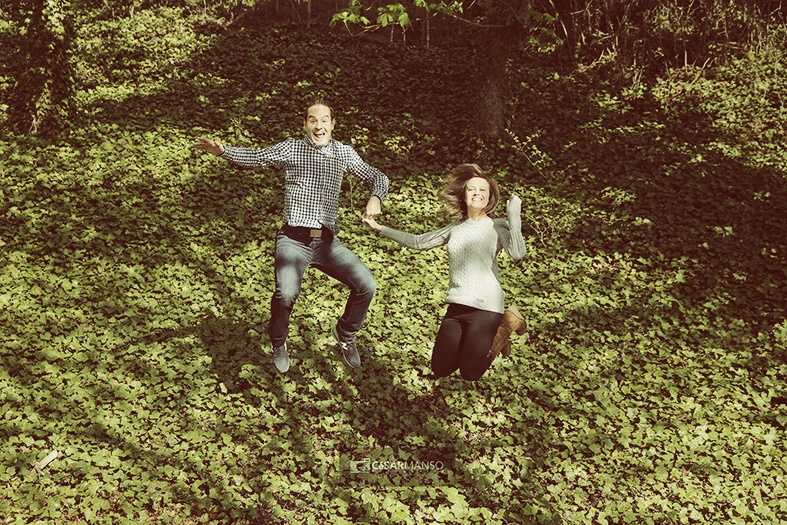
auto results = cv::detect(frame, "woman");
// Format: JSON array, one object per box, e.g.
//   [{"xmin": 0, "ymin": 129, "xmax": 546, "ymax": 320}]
[{"xmin": 363, "ymin": 164, "xmax": 526, "ymax": 381}]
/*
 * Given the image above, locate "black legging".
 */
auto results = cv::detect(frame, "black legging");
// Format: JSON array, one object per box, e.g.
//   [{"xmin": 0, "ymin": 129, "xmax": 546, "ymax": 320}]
[{"xmin": 431, "ymin": 303, "xmax": 504, "ymax": 381}]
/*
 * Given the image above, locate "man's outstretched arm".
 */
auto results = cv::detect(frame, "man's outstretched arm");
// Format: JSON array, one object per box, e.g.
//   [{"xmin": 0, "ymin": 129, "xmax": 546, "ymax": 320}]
[{"xmin": 193, "ymin": 137, "xmax": 225, "ymax": 156}]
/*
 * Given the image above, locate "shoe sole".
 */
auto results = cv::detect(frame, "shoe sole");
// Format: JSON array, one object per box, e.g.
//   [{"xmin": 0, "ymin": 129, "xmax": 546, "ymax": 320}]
[
  {"xmin": 272, "ymin": 344, "xmax": 289, "ymax": 373},
  {"xmin": 273, "ymin": 357, "xmax": 289, "ymax": 373}
]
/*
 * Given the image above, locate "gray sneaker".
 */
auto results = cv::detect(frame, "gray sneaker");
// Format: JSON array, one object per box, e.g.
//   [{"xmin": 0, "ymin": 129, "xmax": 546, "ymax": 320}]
[
  {"xmin": 331, "ymin": 325, "xmax": 361, "ymax": 368},
  {"xmin": 272, "ymin": 342, "xmax": 289, "ymax": 373}
]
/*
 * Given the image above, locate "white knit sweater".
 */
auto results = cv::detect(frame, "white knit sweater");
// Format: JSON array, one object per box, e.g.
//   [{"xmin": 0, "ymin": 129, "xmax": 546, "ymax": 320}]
[{"xmin": 379, "ymin": 206, "xmax": 525, "ymax": 314}]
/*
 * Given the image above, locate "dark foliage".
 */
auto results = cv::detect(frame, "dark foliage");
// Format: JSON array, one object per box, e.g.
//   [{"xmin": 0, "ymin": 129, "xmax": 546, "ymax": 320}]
[{"xmin": 1, "ymin": 3, "xmax": 786, "ymax": 523}]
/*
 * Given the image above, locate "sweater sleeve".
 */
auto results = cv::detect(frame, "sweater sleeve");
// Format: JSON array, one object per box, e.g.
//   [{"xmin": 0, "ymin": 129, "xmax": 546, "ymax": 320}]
[
  {"xmin": 379, "ymin": 223, "xmax": 452, "ymax": 250},
  {"xmin": 494, "ymin": 197, "xmax": 526, "ymax": 260}
]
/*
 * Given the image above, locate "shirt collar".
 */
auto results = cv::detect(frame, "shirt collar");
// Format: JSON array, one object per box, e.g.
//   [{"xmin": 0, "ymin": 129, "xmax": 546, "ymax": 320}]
[{"xmin": 304, "ymin": 135, "xmax": 334, "ymax": 155}]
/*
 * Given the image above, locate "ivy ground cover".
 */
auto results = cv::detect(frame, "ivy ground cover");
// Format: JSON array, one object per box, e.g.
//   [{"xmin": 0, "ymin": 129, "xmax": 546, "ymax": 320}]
[{"xmin": 2, "ymin": 6, "xmax": 787, "ymax": 524}]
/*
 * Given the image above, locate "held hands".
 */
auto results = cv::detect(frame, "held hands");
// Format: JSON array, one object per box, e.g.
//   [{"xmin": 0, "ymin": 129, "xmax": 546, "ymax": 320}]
[
  {"xmin": 362, "ymin": 216, "xmax": 382, "ymax": 232},
  {"xmin": 362, "ymin": 196, "xmax": 383, "ymax": 232},
  {"xmin": 193, "ymin": 137, "xmax": 225, "ymax": 156}
]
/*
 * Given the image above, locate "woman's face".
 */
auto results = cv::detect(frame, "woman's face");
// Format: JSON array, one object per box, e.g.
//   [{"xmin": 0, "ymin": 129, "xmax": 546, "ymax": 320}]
[{"xmin": 464, "ymin": 177, "xmax": 490, "ymax": 213}]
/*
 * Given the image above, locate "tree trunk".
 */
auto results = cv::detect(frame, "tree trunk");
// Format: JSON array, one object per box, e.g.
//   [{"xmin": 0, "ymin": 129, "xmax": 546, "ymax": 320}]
[
  {"xmin": 8, "ymin": 0, "xmax": 75, "ymax": 136},
  {"xmin": 476, "ymin": 28, "xmax": 509, "ymax": 140}
]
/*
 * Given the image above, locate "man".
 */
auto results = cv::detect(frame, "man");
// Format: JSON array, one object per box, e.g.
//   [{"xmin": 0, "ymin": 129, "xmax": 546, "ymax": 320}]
[{"xmin": 193, "ymin": 99, "xmax": 389, "ymax": 373}]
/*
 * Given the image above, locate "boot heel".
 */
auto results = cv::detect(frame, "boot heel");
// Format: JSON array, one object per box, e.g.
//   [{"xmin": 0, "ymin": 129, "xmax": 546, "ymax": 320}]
[{"xmin": 505, "ymin": 305, "xmax": 527, "ymax": 335}]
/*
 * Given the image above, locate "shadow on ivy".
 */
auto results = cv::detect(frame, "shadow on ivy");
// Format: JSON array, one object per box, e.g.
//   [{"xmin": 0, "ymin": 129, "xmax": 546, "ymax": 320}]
[
  {"xmin": 290, "ymin": 320, "xmax": 560, "ymax": 521},
  {"xmin": 504, "ymin": 59, "xmax": 786, "ymax": 392},
  {"xmin": 140, "ymin": 299, "xmax": 560, "ymax": 521}
]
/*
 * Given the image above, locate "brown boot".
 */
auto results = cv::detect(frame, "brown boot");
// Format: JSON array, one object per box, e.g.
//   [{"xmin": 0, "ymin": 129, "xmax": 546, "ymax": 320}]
[{"xmin": 487, "ymin": 305, "xmax": 527, "ymax": 359}]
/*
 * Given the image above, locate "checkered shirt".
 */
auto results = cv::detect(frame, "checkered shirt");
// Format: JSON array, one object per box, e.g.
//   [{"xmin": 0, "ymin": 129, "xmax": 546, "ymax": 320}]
[{"xmin": 221, "ymin": 136, "xmax": 389, "ymax": 232}]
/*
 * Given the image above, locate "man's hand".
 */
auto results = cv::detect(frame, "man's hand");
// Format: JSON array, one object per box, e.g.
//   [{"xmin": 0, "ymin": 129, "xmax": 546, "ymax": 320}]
[
  {"xmin": 193, "ymin": 137, "xmax": 225, "ymax": 156},
  {"xmin": 363, "ymin": 195, "xmax": 382, "ymax": 219}
]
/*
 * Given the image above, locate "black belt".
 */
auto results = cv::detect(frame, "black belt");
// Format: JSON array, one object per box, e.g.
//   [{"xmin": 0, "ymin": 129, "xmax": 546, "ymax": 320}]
[{"xmin": 282, "ymin": 224, "xmax": 332, "ymax": 240}]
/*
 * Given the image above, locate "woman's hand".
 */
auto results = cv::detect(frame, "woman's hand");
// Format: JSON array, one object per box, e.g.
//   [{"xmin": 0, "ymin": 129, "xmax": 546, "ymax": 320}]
[
  {"xmin": 506, "ymin": 195, "xmax": 522, "ymax": 216},
  {"xmin": 362, "ymin": 216, "xmax": 383, "ymax": 233}
]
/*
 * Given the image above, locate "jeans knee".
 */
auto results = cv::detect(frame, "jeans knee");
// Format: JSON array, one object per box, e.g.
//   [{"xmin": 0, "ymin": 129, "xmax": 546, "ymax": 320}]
[
  {"xmin": 357, "ymin": 275, "xmax": 376, "ymax": 297},
  {"xmin": 273, "ymin": 288, "xmax": 299, "ymax": 308},
  {"xmin": 366, "ymin": 277, "xmax": 377, "ymax": 296}
]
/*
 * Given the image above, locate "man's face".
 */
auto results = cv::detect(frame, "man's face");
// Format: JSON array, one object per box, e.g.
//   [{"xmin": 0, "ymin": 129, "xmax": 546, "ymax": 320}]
[{"xmin": 304, "ymin": 104, "xmax": 335, "ymax": 147}]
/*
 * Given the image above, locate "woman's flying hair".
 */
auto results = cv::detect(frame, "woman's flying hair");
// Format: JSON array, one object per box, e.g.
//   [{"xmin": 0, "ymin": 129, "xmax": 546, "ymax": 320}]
[{"xmin": 439, "ymin": 163, "xmax": 500, "ymax": 219}]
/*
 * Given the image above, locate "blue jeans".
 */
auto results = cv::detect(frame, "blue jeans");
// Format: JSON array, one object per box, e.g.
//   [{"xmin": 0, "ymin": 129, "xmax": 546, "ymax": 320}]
[{"xmin": 268, "ymin": 229, "xmax": 377, "ymax": 347}]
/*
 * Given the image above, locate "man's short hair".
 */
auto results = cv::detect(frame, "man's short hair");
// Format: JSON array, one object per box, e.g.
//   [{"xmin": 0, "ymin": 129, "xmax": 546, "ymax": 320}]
[{"xmin": 305, "ymin": 98, "xmax": 334, "ymax": 120}]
